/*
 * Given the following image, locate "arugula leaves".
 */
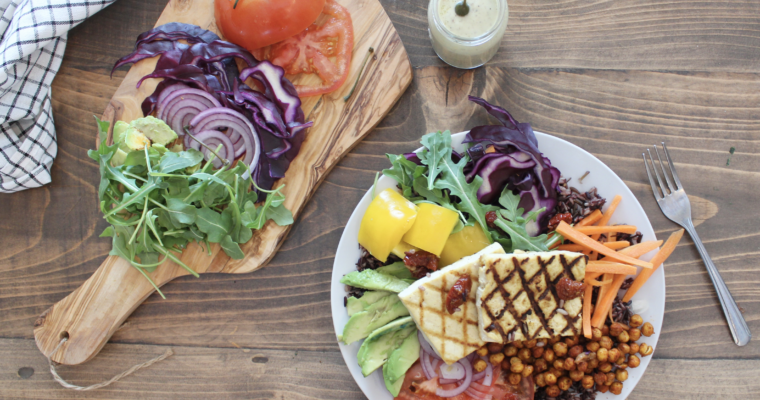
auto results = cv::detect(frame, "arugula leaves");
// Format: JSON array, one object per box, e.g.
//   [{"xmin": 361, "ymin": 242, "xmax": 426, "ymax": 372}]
[
  {"xmin": 92, "ymin": 117, "xmax": 294, "ymax": 298},
  {"xmin": 491, "ymin": 188, "xmax": 550, "ymax": 252}
]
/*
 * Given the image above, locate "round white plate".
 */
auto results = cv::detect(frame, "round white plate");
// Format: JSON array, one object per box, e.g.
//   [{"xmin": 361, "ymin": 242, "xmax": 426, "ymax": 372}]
[{"xmin": 331, "ymin": 131, "xmax": 664, "ymax": 400}]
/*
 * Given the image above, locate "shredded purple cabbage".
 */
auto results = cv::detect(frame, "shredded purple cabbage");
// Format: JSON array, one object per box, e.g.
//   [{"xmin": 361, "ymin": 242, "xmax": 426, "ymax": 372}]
[
  {"xmin": 465, "ymin": 96, "xmax": 560, "ymax": 234},
  {"xmin": 113, "ymin": 23, "xmax": 311, "ymax": 191}
]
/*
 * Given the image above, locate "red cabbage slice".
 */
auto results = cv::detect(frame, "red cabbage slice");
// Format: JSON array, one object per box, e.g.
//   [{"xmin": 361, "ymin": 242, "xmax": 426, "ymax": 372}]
[{"xmin": 468, "ymin": 95, "xmax": 538, "ymax": 148}]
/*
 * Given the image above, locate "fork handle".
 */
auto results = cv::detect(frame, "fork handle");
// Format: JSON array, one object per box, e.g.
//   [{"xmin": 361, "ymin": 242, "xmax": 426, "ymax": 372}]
[{"xmin": 684, "ymin": 221, "xmax": 752, "ymax": 346}]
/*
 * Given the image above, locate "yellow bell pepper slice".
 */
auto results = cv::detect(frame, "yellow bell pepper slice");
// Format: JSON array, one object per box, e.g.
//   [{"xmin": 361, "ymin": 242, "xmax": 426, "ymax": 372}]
[
  {"xmin": 439, "ymin": 223, "xmax": 491, "ymax": 267},
  {"xmin": 358, "ymin": 189, "xmax": 418, "ymax": 262},
  {"xmin": 391, "ymin": 240, "xmax": 419, "ymax": 259},
  {"xmin": 402, "ymin": 203, "xmax": 459, "ymax": 256}
]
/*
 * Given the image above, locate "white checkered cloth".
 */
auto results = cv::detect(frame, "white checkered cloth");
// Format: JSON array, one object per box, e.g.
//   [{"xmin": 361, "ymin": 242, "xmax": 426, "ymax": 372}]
[{"xmin": 0, "ymin": 0, "xmax": 115, "ymax": 192}]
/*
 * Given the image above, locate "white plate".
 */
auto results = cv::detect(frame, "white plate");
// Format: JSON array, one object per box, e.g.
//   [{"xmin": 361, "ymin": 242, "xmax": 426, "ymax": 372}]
[{"xmin": 331, "ymin": 131, "xmax": 664, "ymax": 400}]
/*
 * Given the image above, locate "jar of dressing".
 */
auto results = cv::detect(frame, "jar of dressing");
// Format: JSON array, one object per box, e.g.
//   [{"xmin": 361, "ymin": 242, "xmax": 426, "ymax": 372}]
[{"xmin": 428, "ymin": 0, "xmax": 508, "ymax": 69}]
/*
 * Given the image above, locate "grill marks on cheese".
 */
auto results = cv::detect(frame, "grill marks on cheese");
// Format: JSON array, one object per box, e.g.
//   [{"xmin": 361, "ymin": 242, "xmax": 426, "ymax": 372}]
[{"xmin": 478, "ymin": 252, "xmax": 587, "ymax": 343}]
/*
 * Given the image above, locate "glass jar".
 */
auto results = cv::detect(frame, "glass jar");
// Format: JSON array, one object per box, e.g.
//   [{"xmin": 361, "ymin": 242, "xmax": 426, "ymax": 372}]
[{"xmin": 428, "ymin": 0, "xmax": 508, "ymax": 69}]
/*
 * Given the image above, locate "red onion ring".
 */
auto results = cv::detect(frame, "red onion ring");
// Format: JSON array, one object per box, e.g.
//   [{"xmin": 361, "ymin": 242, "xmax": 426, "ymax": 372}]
[
  {"xmin": 156, "ymin": 83, "xmax": 190, "ymax": 106},
  {"xmin": 418, "ymin": 331, "xmax": 442, "ymax": 360},
  {"xmin": 435, "ymin": 357, "xmax": 472, "ymax": 398},
  {"xmin": 420, "ymin": 348, "xmax": 437, "ymax": 380},
  {"xmin": 157, "ymin": 88, "xmax": 221, "ymax": 135},
  {"xmin": 464, "ymin": 387, "xmax": 492, "ymax": 400},
  {"xmin": 190, "ymin": 107, "xmax": 260, "ymax": 175},
  {"xmin": 188, "ymin": 130, "xmax": 235, "ymax": 168}
]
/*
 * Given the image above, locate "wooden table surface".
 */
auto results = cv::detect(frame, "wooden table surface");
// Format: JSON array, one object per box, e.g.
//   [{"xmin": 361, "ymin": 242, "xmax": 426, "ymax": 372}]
[{"xmin": 2, "ymin": 0, "xmax": 759, "ymax": 398}]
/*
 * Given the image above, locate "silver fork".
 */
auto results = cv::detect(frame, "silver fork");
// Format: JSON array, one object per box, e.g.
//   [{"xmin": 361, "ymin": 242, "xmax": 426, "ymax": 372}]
[{"xmin": 643, "ymin": 143, "xmax": 751, "ymax": 346}]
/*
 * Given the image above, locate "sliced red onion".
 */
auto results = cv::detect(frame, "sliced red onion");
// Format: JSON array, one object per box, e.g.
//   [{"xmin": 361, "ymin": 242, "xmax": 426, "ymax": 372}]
[
  {"xmin": 158, "ymin": 88, "xmax": 222, "ymax": 135},
  {"xmin": 471, "ymin": 369, "xmax": 487, "ymax": 382},
  {"xmin": 156, "ymin": 82, "xmax": 190, "ymax": 105},
  {"xmin": 481, "ymin": 358, "xmax": 494, "ymax": 386},
  {"xmin": 464, "ymin": 388, "xmax": 492, "ymax": 400},
  {"xmin": 420, "ymin": 348, "xmax": 436, "ymax": 380},
  {"xmin": 188, "ymin": 130, "xmax": 235, "ymax": 168},
  {"xmin": 418, "ymin": 331, "xmax": 442, "ymax": 360},
  {"xmin": 190, "ymin": 107, "xmax": 260, "ymax": 175},
  {"xmin": 435, "ymin": 357, "xmax": 473, "ymax": 398},
  {"xmin": 440, "ymin": 361, "xmax": 465, "ymax": 381},
  {"xmin": 438, "ymin": 378, "xmax": 460, "ymax": 385}
]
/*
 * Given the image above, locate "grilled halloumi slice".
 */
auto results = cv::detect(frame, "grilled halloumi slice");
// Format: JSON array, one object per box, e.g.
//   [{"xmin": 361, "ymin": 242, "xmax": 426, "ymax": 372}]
[
  {"xmin": 398, "ymin": 243, "xmax": 505, "ymax": 364},
  {"xmin": 477, "ymin": 251, "xmax": 586, "ymax": 343}
]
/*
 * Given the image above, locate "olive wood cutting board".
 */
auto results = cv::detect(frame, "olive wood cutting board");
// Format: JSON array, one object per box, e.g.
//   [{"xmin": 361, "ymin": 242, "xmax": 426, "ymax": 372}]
[{"xmin": 34, "ymin": 0, "xmax": 412, "ymax": 365}]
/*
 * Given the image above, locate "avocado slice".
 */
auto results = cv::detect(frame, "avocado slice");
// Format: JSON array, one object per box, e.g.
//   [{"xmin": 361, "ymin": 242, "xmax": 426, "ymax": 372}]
[
  {"xmin": 376, "ymin": 262, "xmax": 414, "ymax": 280},
  {"xmin": 383, "ymin": 331, "xmax": 420, "ymax": 396},
  {"xmin": 111, "ymin": 148, "xmax": 128, "ymax": 167},
  {"xmin": 123, "ymin": 116, "xmax": 178, "ymax": 151},
  {"xmin": 347, "ymin": 291, "xmax": 393, "ymax": 316},
  {"xmin": 357, "ymin": 316, "xmax": 415, "ymax": 377},
  {"xmin": 114, "ymin": 120, "xmax": 131, "ymax": 153},
  {"xmin": 342, "ymin": 294, "xmax": 410, "ymax": 345},
  {"xmin": 340, "ymin": 269, "xmax": 410, "ymax": 293}
]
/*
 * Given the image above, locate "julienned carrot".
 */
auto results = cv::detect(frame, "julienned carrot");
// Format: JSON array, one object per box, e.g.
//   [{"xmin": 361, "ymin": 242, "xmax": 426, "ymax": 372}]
[
  {"xmin": 586, "ymin": 262, "xmax": 637, "ymax": 275},
  {"xmin": 558, "ymin": 241, "xmax": 629, "ymax": 252},
  {"xmin": 585, "ymin": 271, "xmax": 603, "ymax": 281},
  {"xmin": 592, "ymin": 274, "xmax": 627, "ymax": 328},
  {"xmin": 555, "ymin": 221, "xmax": 653, "ymax": 268},
  {"xmin": 585, "ymin": 276, "xmax": 613, "ymax": 286},
  {"xmin": 622, "ymin": 229, "xmax": 685, "ymax": 302},
  {"xmin": 618, "ymin": 240, "xmax": 663, "ymax": 258},
  {"xmin": 577, "ymin": 210, "xmax": 603, "ymax": 227},
  {"xmin": 582, "ymin": 284, "xmax": 594, "ymax": 338},
  {"xmin": 585, "ymin": 196, "xmax": 622, "ymax": 263},
  {"xmin": 574, "ymin": 225, "xmax": 639, "ymax": 235}
]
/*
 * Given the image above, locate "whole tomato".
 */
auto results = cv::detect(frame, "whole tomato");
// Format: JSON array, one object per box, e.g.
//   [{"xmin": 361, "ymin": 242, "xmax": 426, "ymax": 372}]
[{"xmin": 214, "ymin": 0, "xmax": 326, "ymax": 51}]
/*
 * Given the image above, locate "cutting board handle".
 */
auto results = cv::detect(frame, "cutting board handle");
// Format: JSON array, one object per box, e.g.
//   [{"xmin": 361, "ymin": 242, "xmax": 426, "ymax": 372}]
[{"xmin": 34, "ymin": 243, "xmax": 219, "ymax": 365}]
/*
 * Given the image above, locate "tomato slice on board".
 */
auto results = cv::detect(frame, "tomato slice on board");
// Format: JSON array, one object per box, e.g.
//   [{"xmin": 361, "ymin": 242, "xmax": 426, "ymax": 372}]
[{"xmin": 253, "ymin": 0, "xmax": 354, "ymax": 97}]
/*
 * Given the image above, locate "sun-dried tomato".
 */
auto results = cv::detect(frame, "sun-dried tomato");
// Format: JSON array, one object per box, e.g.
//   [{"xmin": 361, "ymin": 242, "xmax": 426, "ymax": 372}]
[
  {"xmin": 403, "ymin": 249, "xmax": 439, "ymax": 279},
  {"xmin": 486, "ymin": 211, "xmax": 499, "ymax": 228},
  {"xmin": 548, "ymin": 213, "xmax": 573, "ymax": 231},
  {"xmin": 446, "ymin": 275, "xmax": 472, "ymax": 314},
  {"xmin": 556, "ymin": 276, "xmax": 586, "ymax": 300}
]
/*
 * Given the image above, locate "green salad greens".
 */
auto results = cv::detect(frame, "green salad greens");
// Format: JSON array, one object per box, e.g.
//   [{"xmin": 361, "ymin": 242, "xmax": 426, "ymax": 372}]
[{"xmin": 89, "ymin": 117, "xmax": 292, "ymax": 298}]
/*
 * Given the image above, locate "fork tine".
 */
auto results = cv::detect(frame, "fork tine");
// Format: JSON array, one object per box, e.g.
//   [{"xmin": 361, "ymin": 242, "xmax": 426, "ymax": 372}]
[
  {"xmin": 643, "ymin": 152, "xmax": 663, "ymax": 200},
  {"xmin": 661, "ymin": 142, "xmax": 682, "ymax": 190},
  {"xmin": 653, "ymin": 144, "xmax": 676, "ymax": 193},
  {"xmin": 647, "ymin": 148, "xmax": 669, "ymax": 196}
]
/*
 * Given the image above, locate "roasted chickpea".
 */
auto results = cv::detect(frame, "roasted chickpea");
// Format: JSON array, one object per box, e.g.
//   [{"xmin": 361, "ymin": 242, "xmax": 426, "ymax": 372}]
[
  {"xmin": 487, "ymin": 343, "xmax": 503, "ymax": 354},
  {"xmin": 504, "ymin": 345, "xmax": 518, "ymax": 357},
  {"xmin": 618, "ymin": 343, "xmax": 631, "ymax": 354},
  {"xmin": 629, "ymin": 328, "xmax": 642, "ymax": 341},
  {"xmin": 521, "ymin": 364, "xmax": 534, "ymax": 378},
  {"xmin": 553, "ymin": 342, "xmax": 568, "ymax": 357},
  {"xmin": 610, "ymin": 381, "xmax": 623, "ymax": 395},
  {"xmin": 544, "ymin": 348, "xmax": 556, "ymax": 363},
  {"xmin": 518, "ymin": 348, "xmax": 532, "ymax": 362},
  {"xmin": 532, "ymin": 346, "xmax": 545, "ymax": 359},
  {"xmin": 629, "ymin": 343, "xmax": 640, "ymax": 355},
  {"xmin": 523, "ymin": 339, "xmax": 537, "ymax": 349},
  {"xmin": 501, "ymin": 359, "xmax": 511, "ymax": 371},
  {"xmin": 569, "ymin": 369, "xmax": 584, "ymax": 382},
  {"xmin": 628, "ymin": 355, "xmax": 641, "ymax": 368},
  {"xmin": 508, "ymin": 373, "xmax": 522, "ymax": 386},
  {"xmin": 544, "ymin": 372, "xmax": 558, "ymax": 385},
  {"xmin": 553, "ymin": 359, "xmax": 565, "ymax": 370},
  {"xmin": 594, "ymin": 372, "xmax": 607, "ymax": 386},
  {"xmin": 617, "ymin": 331, "xmax": 630, "ymax": 343},
  {"xmin": 548, "ymin": 368, "xmax": 564, "ymax": 378},
  {"xmin": 576, "ymin": 361, "xmax": 589, "ymax": 373},
  {"xmin": 597, "ymin": 384, "xmax": 610, "ymax": 393},
  {"xmin": 534, "ymin": 359, "xmax": 548, "ymax": 372},
  {"xmin": 616, "ymin": 355, "xmax": 627, "ymax": 366},
  {"xmin": 639, "ymin": 343, "xmax": 653, "ymax": 356},
  {"xmin": 565, "ymin": 336, "xmax": 579, "ymax": 347},
  {"xmin": 605, "ymin": 372, "xmax": 616, "ymax": 386},
  {"xmin": 558, "ymin": 376, "xmax": 572, "ymax": 391},
  {"xmin": 608, "ymin": 348, "xmax": 621, "ymax": 363},
  {"xmin": 582, "ymin": 375, "xmax": 595, "ymax": 389},
  {"xmin": 598, "ymin": 362, "xmax": 613, "ymax": 373},
  {"xmin": 596, "ymin": 347, "xmax": 609, "ymax": 362},
  {"xmin": 536, "ymin": 340, "xmax": 547, "ymax": 348},
  {"xmin": 591, "ymin": 327, "xmax": 603, "ymax": 341},
  {"xmin": 610, "ymin": 322, "xmax": 627, "ymax": 337},
  {"xmin": 476, "ymin": 347, "xmax": 489, "ymax": 357},
  {"xmin": 568, "ymin": 345, "xmax": 584, "ymax": 358},
  {"xmin": 511, "ymin": 362, "xmax": 525, "ymax": 374},
  {"xmin": 601, "ymin": 325, "xmax": 610, "ymax": 336},
  {"xmin": 546, "ymin": 385, "xmax": 561, "ymax": 398},
  {"xmin": 641, "ymin": 322, "xmax": 655, "ymax": 337},
  {"xmin": 563, "ymin": 357, "xmax": 576, "ymax": 371},
  {"xmin": 586, "ymin": 341, "xmax": 600, "ymax": 352},
  {"xmin": 535, "ymin": 373, "xmax": 547, "ymax": 387},
  {"xmin": 473, "ymin": 359, "xmax": 488, "ymax": 372},
  {"xmin": 599, "ymin": 336, "xmax": 613, "ymax": 350},
  {"xmin": 629, "ymin": 314, "xmax": 644, "ymax": 328},
  {"xmin": 489, "ymin": 352, "xmax": 505, "ymax": 365},
  {"xmin": 588, "ymin": 357, "xmax": 599, "ymax": 369},
  {"xmin": 513, "ymin": 340, "xmax": 524, "ymax": 349}
]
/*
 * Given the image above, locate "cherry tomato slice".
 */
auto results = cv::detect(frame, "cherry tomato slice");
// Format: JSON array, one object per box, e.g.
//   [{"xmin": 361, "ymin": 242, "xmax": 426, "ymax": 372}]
[{"xmin": 253, "ymin": 0, "xmax": 354, "ymax": 97}]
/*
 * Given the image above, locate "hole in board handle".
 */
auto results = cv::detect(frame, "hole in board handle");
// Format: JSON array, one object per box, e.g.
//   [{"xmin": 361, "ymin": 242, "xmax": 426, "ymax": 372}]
[{"xmin": 59, "ymin": 331, "xmax": 69, "ymax": 340}]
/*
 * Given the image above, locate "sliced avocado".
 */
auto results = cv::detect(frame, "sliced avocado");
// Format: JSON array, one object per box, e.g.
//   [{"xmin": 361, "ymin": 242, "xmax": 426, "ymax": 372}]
[
  {"xmin": 125, "ymin": 127, "xmax": 151, "ymax": 151},
  {"xmin": 130, "ymin": 116, "xmax": 178, "ymax": 146},
  {"xmin": 357, "ymin": 316, "xmax": 415, "ymax": 377},
  {"xmin": 383, "ymin": 331, "xmax": 420, "ymax": 396},
  {"xmin": 342, "ymin": 295, "xmax": 410, "ymax": 345},
  {"xmin": 340, "ymin": 269, "xmax": 410, "ymax": 293},
  {"xmin": 347, "ymin": 291, "xmax": 393, "ymax": 316},
  {"xmin": 376, "ymin": 262, "xmax": 414, "ymax": 280},
  {"xmin": 170, "ymin": 143, "xmax": 183, "ymax": 153},
  {"xmin": 152, "ymin": 143, "xmax": 168, "ymax": 155},
  {"xmin": 111, "ymin": 148, "xmax": 128, "ymax": 167}
]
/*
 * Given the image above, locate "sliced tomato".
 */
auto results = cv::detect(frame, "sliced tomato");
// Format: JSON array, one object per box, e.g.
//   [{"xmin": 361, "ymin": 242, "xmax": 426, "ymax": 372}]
[
  {"xmin": 253, "ymin": 0, "xmax": 354, "ymax": 97},
  {"xmin": 396, "ymin": 362, "xmax": 534, "ymax": 400}
]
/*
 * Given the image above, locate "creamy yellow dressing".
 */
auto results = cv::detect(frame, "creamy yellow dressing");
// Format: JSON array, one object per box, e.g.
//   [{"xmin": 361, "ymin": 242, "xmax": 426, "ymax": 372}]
[{"xmin": 437, "ymin": 0, "xmax": 499, "ymax": 38}]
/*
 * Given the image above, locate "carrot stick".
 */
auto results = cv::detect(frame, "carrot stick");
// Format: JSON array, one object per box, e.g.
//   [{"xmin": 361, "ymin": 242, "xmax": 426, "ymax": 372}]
[
  {"xmin": 574, "ymin": 225, "xmax": 639, "ymax": 235},
  {"xmin": 582, "ymin": 284, "xmax": 594, "ymax": 338},
  {"xmin": 585, "ymin": 276, "xmax": 613, "ymax": 286},
  {"xmin": 595, "ymin": 195, "xmax": 622, "ymax": 229},
  {"xmin": 559, "ymin": 241, "xmax": 629, "ymax": 252},
  {"xmin": 586, "ymin": 262, "xmax": 637, "ymax": 275},
  {"xmin": 622, "ymin": 229, "xmax": 685, "ymax": 302},
  {"xmin": 592, "ymin": 274, "xmax": 627, "ymax": 328},
  {"xmin": 555, "ymin": 221, "xmax": 653, "ymax": 268},
  {"xmin": 618, "ymin": 240, "xmax": 663, "ymax": 258},
  {"xmin": 585, "ymin": 271, "xmax": 603, "ymax": 280},
  {"xmin": 577, "ymin": 210, "xmax": 603, "ymax": 227}
]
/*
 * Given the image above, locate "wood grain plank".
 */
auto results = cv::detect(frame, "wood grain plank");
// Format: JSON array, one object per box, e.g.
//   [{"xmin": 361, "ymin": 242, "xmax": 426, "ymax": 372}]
[{"xmin": 381, "ymin": 0, "xmax": 760, "ymax": 71}]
